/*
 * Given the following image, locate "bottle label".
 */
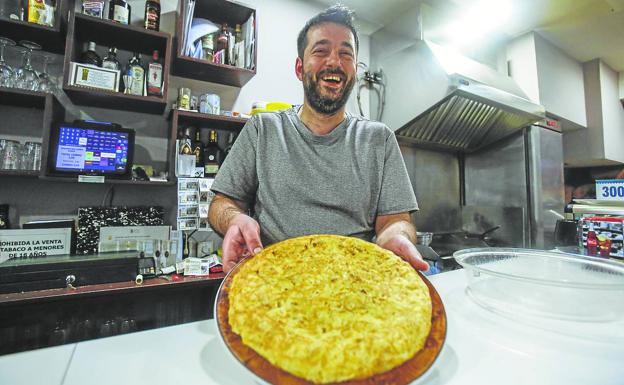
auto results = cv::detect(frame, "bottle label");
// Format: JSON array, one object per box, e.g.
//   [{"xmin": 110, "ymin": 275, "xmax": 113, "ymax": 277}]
[
  {"xmin": 129, "ymin": 66, "xmax": 144, "ymax": 95},
  {"xmin": 147, "ymin": 63, "xmax": 162, "ymax": 94},
  {"xmin": 204, "ymin": 164, "xmax": 219, "ymax": 174},
  {"xmin": 145, "ymin": 8, "xmax": 159, "ymax": 30},
  {"xmin": 113, "ymin": 5, "xmax": 129, "ymax": 24}
]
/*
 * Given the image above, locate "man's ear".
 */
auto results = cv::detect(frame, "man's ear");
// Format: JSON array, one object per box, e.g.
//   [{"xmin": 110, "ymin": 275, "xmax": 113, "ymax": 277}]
[{"xmin": 295, "ymin": 56, "xmax": 303, "ymax": 81}]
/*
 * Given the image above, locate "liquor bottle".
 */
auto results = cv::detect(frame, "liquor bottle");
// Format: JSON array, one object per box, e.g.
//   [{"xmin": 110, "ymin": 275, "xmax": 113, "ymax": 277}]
[
  {"xmin": 179, "ymin": 127, "xmax": 193, "ymax": 155},
  {"xmin": 144, "ymin": 0, "xmax": 160, "ymax": 31},
  {"xmin": 109, "ymin": 0, "xmax": 131, "ymax": 25},
  {"xmin": 146, "ymin": 50, "xmax": 162, "ymax": 96},
  {"xmin": 222, "ymin": 132, "xmax": 236, "ymax": 162},
  {"xmin": 234, "ymin": 24, "xmax": 242, "ymax": 44},
  {"xmin": 201, "ymin": 33, "xmax": 214, "ymax": 62},
  {"xmin": 80, "ymin": 42, "xmax": 102, "ymax": 67},
  {"xmin": 102, "ymin": 47, "xmax": 120, "ymax": 70},
  {"xmin": 127, "ymin": 53, "xmax": 145, "ymax": 96},
  {"xmin": 216, "ymin": 23, "xmax": 229, "ymax": 64},
  {"xmin": 203, "ymin": 130, "xmax": 222, "ymax": 177},
  {"xmin": 193, "ymin": 130, "xmax": 203, "ymax": 167}
]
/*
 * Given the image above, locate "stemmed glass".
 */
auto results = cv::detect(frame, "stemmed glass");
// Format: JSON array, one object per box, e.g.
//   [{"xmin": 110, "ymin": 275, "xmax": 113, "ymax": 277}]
[
  {"xmin": 0, "ymin": 37, "xmax": 16, "ymax": 88},
  {"xmin": 37, "ymin": 54, "xmax": 55, "ymax": 93},
  {"xmin": 15, "ymin": 40, "xmax": 41, "ymax": 91}
]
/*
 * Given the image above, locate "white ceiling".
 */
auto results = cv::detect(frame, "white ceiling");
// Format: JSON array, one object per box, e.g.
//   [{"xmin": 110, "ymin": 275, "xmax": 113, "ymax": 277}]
[{"xmin": 315, "ymin": 0, "xmax": 624, "ymax": 71}]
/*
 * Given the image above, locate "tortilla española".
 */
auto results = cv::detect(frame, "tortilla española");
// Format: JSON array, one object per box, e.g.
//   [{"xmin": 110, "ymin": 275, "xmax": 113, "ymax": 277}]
[{"xmin": 221, "ymin": 234, "xmax": 435, "ymax": 384}]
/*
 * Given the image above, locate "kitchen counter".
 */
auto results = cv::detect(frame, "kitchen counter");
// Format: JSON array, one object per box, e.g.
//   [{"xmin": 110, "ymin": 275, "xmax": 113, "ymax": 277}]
[{"xmin": 1, "ymin": 269, "xmax": 622, "ymax": 385}]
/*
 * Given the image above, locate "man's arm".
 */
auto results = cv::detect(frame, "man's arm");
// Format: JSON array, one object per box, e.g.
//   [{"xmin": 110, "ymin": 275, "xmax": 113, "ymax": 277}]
[
  {"xmin": 375, "ymin": 213, "xmax": 429, "ymax": 271},
  {"xmin": 208, "ymin": 193, "xmax": 249, "ymax": 237},
  {"xmin": 208, "ymin": 193, "xmax": 263, "ymax": 272}
]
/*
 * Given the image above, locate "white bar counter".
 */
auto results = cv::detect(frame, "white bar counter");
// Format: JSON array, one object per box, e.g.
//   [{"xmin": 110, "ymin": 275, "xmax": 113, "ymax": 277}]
[{"xmin": 1, "ymin": 269, "xmax": 622, "ymax": 385}]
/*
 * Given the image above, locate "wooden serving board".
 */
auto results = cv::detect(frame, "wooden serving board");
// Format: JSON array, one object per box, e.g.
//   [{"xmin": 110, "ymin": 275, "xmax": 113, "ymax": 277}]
[{"xmin": 216, "ymin": 260, "xmax": 447, "ymax": 385}]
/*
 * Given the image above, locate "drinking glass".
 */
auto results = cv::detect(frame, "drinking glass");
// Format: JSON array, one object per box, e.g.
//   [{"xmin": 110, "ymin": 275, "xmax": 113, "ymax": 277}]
[
  {"xmin": 20, "ymin": 141, "xmax": 41, "ymax": 170},
  {"xmin": 37, "ymin": 54, "xmax": 55, "ymax": 93},
  {"xmin": 0, "ymin": 37, "xmax": 16, "ymax": 88},
  {"xmin": 15, "ymin": 40, "xmax": 41, "ymax": 90},
  {"xmin": 1, "ymin": 140, "xmax": 20, "ymax": 170}
]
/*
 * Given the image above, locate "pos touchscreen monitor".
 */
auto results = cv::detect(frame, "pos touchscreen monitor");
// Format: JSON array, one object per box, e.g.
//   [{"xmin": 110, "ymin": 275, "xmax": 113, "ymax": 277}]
[{"xmin": 48, "ymin": 121, "xmax": 135, "ymax": 179}]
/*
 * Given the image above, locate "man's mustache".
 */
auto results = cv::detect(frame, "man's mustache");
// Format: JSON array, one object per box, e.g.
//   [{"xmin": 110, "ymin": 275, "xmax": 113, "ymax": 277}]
[{"xmin": 316, "ymin": 68, "xmax": 347, "ymax": 79}]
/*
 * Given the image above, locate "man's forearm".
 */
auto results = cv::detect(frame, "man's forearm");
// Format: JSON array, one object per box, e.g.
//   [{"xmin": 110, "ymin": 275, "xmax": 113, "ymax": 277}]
[{"xmin": 207, "ymin": 194, "xmax": 247, "ymax": 237}]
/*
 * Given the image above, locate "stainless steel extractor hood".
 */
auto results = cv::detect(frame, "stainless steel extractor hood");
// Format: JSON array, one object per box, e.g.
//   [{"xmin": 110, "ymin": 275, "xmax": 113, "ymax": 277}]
[{"xmin": 384, "ymin": 40, "xmax": 546, "ymax": 152}]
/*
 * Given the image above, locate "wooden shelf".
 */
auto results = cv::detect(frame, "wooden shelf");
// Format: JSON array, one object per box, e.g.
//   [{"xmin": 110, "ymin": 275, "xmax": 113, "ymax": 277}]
[
  {"xmin": 167, "ymin": 109, "xmax": 247, "ymax": 178},
  {"xmin": 0, "ymin": 170, "xmax": 40, "ymax": 177},
  {"xmin": 62, "ymin": 12, "xmax": 172, "ymax": 114},
  {"xmin": 172, "ymin": 0, "xmax": 257, "ymax": 87},
  {"xmin": 63, "ymin": 85, "xmax": 168, "ymax": 114},
  {"xmin": 170, "ymin": 109, "xmax": 248, "ymax": 129},
  {"xmin": 38, "ymin": 175, "xmax": 175, "ymax": 186},
  {"xmin": 0, "ymin": 87, "xmax": 48, "ymax": 109},
  {"xmin": 172, "ymin": 56, "xmax": 256, "ymax": 87},
  {"xmin": 0, "ymin": 0, "xmax": 68, "ymax": 54}
]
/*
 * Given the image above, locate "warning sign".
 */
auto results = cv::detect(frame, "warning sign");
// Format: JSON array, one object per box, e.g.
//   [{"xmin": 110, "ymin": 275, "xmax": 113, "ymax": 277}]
[{"xmin": 0, "ymin": 228, "xmax": 71, "ymax": 262}]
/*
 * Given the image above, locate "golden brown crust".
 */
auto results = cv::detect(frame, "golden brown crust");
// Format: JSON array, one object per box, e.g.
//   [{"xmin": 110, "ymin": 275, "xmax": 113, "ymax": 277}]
[{"xmin": 225, "ymin": 234, "xmax": 433, "ymax": 384}]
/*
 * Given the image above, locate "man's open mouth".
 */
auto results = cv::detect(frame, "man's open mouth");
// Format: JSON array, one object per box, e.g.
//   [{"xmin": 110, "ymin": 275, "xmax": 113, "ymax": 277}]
[{"xmin": 319, "ymin": 74, "xmax": 344, "ymax": 88}]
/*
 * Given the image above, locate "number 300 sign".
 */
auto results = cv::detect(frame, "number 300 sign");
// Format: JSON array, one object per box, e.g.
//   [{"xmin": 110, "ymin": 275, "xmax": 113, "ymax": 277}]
[{"xmin": 596, "ymin": 179, "xmax": 624, "ymax": 201}]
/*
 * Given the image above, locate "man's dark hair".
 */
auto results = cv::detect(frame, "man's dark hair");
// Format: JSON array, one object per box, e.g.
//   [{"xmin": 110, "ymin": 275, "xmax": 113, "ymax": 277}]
[{"xmin": 297, "ymin": 4, "xmax": 359, "ymax": 60}]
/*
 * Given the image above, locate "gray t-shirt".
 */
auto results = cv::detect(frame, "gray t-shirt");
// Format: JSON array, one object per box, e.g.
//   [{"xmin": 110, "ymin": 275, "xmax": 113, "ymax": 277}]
[{"xmin": 211, "ymin": 107, "xmax": 418, "ymax": 245}]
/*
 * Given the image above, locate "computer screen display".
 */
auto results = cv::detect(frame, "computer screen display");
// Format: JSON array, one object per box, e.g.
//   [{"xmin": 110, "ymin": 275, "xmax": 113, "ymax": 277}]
[{"xmin": 49, "ymin": 122, "xmax": 134, "ymax": 178}]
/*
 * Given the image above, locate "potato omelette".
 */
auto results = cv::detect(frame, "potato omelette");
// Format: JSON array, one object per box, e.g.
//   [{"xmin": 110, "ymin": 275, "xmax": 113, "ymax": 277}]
[{"xmin": 227, "ymin": 234, "xmax": 432, "ymax": 384}]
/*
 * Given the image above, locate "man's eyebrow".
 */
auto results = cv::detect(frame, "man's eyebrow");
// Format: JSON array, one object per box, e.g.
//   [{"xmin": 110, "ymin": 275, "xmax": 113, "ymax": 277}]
[
  {"xmin": 309, "ymin": 39, "xmax": 354, "ymax": 52},
  {"xmin": 310, "ymin": 39, "xmax": 331, "ymax": 50},
  {"xmin": 341, "ymin": 41, "xmax": 354, "ymax": 52}
]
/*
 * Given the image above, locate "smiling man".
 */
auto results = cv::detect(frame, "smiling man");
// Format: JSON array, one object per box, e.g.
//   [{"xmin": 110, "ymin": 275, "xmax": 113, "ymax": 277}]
[{"xmin": 208, "ymin": 5, "xmax": 427, "ymax": 273}]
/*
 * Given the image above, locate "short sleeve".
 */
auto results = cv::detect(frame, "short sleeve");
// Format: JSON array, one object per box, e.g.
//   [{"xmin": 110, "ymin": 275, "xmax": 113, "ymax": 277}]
[
  {"xmin": 376, "ymin": 130, "xmax": 419, "ymax": 215},
  {"xmin": 210, "ymin": 116, "xmax": 259, "ymax": 204}
]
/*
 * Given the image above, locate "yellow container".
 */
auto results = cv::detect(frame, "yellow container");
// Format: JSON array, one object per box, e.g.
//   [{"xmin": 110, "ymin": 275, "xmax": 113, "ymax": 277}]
[{"xmin": 250, "ymin": 102, "xmax": 293, "ymax": 115}]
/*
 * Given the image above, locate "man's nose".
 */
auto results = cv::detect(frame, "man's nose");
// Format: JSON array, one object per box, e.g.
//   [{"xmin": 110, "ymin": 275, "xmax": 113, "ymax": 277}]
[{"xmin": 325, "ymin": 49, "xmax": 342, "ymax": 66}]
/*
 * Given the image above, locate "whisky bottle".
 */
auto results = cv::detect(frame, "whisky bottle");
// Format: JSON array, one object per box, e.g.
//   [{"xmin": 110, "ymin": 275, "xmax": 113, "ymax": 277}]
[
  {"xmin": 203, "ymin": 130, "xmax": 222, "ymax": 177},
  {"xmin": 80, "ymin": 42, "xmax": 102, "ymax": 67},
  {"xmin": 146, "ymin": 50, "xmax": 162, "ymax": 96}
]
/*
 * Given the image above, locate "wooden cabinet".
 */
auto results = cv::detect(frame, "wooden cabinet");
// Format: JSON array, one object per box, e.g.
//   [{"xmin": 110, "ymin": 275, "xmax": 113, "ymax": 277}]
[
  {"xmin": 0, "ymin": 0, "xmax": 69, "ymax": 54},
  {"xmin": 172, "ymin": 0, "xmax": 257, "ymax": 87},
  {"xmin": 62, "ymin": 12, "xmax": 172, "ymax": 114},
  {"xmin": 0, "ymin": 87, "xmax": 63, "ymax": 178},
  {"xmin": 168, "ymin": 109, "xmax": 247, "ymax": 179},
  {"xmin": 0, "ymin": 275, "xmax": 224, "ymax": 355}
]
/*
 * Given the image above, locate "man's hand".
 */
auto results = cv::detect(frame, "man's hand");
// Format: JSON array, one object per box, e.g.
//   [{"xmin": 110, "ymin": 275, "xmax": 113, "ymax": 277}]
[
  {"xmin": 375, "ymin": 213, "xmax": 429, "ymax": 272},
  {"xmin": 222, "ymin": 214, "xmax": 263, "ymax": 273},
  {"xmin": 379, "ymin": 234, "xmax": 429, "ymax": 271}
]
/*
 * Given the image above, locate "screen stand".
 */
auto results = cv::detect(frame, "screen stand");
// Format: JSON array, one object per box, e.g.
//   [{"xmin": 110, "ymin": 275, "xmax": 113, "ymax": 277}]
[{"xmin": 78, "ymin": 175, "xmax": 106, "ymax": 184}]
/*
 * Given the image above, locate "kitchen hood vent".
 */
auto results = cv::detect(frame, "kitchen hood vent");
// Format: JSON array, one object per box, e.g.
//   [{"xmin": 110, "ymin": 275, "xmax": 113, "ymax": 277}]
[{"xmin": 381, "ymin": 40, "xmax": 546, "ymax": 152}]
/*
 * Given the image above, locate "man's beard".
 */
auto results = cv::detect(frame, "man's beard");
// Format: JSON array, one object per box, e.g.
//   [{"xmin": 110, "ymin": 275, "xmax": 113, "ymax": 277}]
[{"xmin": 303, "ymin": 69, "xmax": 355, "ymax": 115}]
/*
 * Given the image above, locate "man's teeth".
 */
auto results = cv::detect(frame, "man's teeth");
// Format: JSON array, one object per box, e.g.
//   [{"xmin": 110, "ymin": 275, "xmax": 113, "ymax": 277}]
[{"xmin": 322, "ymin": 75, "xmax": 342, "ymax": 82}]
